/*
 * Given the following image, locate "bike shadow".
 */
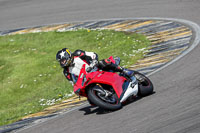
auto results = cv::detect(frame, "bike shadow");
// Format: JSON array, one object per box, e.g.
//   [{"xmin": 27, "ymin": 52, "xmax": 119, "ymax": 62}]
[
  {"xmin": 79, "ymin": 92, "xmax": 155, "ymax": 115},
  {"xmin": 79, "ymin": 105, "xmax": 112, "ymax": 115},
  {"xmin": 122, "ymin": 91, "xmax": 156, "ymax": 106}
]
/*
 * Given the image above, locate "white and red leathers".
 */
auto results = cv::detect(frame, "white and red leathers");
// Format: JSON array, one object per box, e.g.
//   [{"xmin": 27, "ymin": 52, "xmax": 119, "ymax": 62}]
[
  {"xmin": 63, "ymin": 49, "xmax": 128, "ymax": 84},
  {"xmin": 63, "ymin": 50, "xmax": 98, "ymax": 82}
]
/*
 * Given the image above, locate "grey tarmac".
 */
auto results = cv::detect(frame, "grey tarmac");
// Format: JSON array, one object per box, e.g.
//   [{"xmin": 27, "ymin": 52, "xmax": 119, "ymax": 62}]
[{"xmin": 0, "ymin": 0, "xmax": 200, "ymax": 133}]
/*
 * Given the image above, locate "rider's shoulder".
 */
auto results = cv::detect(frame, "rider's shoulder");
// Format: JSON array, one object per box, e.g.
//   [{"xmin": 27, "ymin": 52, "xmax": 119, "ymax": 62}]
[{"xmin": 73, "ymin": 49, "xmax": 85, "ymax": 56}]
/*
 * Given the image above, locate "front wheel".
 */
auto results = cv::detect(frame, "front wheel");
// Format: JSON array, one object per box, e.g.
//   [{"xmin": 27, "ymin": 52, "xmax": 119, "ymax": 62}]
[
  {"xmin": 134, "ymin": 71, "xmax": 154, "ymax": 96},
  {"xmin": 87, "ymin": 85, "xmax": 122, "ymax": 111}
]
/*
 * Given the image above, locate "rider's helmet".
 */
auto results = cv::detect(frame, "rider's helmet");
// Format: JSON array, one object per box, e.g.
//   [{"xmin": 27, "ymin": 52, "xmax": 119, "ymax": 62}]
[{"xmin": 56, "ymin": 48, "xmax": 72, "ymax": 68}]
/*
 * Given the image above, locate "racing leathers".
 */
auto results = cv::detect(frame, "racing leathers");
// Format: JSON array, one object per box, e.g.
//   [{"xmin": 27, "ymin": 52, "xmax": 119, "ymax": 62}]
[{"xmin": 63, "ymin": 50, "xmax": 127, "ymax": 84}]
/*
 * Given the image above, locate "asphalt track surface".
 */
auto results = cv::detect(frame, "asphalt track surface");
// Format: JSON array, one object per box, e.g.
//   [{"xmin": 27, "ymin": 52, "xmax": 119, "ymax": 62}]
[{"xmin": 1, "ymin": 0, "xmax": 200, "ymax": 133}]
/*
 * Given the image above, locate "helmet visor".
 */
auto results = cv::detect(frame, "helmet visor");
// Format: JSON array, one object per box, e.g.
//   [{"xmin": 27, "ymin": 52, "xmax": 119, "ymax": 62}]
[
  {"xmin": 60, "ymin": 59, "xmax": 67, "ymax": 65},
  {"xmin": 60, "ymin": 58, "xmax": 71, "ymax": 67}
]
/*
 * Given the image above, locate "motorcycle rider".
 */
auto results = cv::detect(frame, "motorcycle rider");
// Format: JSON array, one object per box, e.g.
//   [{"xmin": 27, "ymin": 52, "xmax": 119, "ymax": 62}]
[{"xmin": 56, "ymin": 48, "xmax": 131, "ymax": 84}]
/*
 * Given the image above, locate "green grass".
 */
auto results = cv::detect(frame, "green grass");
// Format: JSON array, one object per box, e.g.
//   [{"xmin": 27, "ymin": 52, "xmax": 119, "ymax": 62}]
[{"xmin": 0, "ymin": 29, "xmax": 151, "ymax": 126}]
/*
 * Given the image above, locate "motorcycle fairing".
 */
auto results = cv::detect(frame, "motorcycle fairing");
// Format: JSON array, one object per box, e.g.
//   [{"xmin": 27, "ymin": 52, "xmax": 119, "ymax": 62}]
[
  {"xmin": 86, "ymin": 71, "xmax": 126, "ymax": 98},
  {"xmin": 74, "ymin": 64, "xmax": 138, "ymax": 101},
  {"xmin": 120, "ymin": 76, "xmax": 138, "ymax": 102},
  {"xmin": 74, "ymin": 64, "xmax": 127, "ymax": 98}
]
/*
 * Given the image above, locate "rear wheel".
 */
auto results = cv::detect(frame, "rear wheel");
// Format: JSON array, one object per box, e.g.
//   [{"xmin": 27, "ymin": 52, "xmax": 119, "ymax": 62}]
[
  {"xmin": 87, "ymin": 85, "xmax": 122, "ymax": 111},
  {"xmin": 134, "ymin": 71, "xmax": 154, "ymax": 96}
]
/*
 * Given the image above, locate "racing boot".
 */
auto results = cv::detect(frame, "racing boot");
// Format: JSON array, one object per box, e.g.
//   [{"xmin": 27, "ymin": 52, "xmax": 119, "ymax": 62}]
[
  {"xmin": 114, "ymin": 56, "xmax": 120, "ymax": 66},
  {"xmin": 117, "ymin": 66, "xmax": 133, "ymax": 80},
  {"xmin": 122, "ymin": 69, "xmax": 133, "ymax": 79}
]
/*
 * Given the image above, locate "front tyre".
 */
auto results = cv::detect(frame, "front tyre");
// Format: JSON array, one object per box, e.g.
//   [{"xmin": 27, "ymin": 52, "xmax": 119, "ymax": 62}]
[
  {"xmin": 87, "ymin": 85, "xmax": 122, "ymax": 111},
  {"xmin": 134, "ymin": 71, "xmax": 154, "ymax": 96}
]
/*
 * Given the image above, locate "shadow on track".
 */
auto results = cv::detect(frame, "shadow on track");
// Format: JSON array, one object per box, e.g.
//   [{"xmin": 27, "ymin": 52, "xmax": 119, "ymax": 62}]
[
  {"xmin": 79, "ymin": 106, "xmax": 109, "ymax": 115},
  {"xmin": 79, "ymin": 92, "xmax": 155, "ymax": 115}
]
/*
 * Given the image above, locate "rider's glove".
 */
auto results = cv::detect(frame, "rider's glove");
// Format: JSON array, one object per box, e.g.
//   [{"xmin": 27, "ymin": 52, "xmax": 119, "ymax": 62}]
[
  {"xmin": 90, "ymin": 60, "xmax": 98, "ymax": 68},
  {"xmin": 86, "ymin": 60, "xmax": 98, "ymax": 72}
]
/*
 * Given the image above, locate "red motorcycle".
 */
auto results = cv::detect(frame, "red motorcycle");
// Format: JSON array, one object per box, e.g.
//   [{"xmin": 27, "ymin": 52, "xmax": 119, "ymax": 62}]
[{"xmin": 73, "ymin": 56, "xmax": 154, "ymax": 110}]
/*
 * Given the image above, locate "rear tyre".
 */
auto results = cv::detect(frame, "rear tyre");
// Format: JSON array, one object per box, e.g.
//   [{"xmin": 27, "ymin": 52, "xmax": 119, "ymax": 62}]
[
  {"xmin": 134, "ymin": 71, "xmax": 154, "ymax": 96},
  {"xmin": 87, "ymin": 85, "xmax": 122, "ymax": 111}
]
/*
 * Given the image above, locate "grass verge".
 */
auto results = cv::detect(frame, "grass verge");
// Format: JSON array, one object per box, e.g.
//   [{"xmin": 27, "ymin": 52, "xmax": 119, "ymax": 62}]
[{"xmin": 0, "ymin": 29, "xmax": 151, "ymax": 126}]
